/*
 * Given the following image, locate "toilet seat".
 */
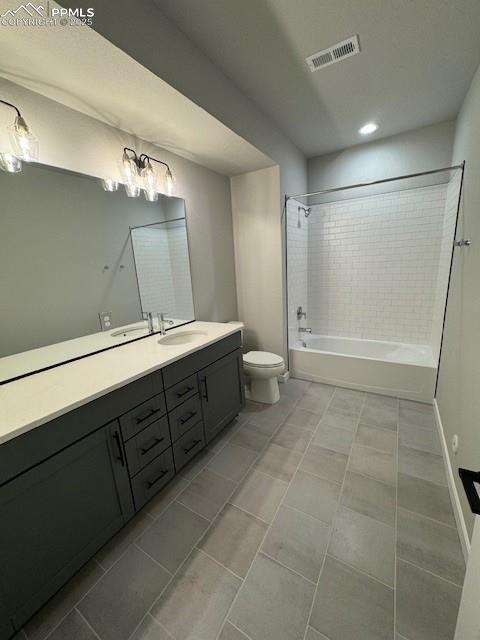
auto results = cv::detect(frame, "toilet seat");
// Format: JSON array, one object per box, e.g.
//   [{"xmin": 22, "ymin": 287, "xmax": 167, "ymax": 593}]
[{"xmin": 243, "ymin": 351, "xmax": 284, "ymax": 368}]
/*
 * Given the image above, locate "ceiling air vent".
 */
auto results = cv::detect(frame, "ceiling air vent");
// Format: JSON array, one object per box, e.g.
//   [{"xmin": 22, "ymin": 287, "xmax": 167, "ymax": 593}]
[{"xmin": 306, "ymin": 35, "xmax": 360, "ymax": 72}]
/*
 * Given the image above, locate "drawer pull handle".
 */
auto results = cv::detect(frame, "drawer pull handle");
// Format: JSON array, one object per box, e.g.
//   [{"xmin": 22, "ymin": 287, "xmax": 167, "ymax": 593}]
[
  {"xmin": 183, "ymin": 439, "xmax": 202, "ymax": 455},
  {"xmin": 201, "ymin": 378, "xmax": 209, "ymax": 402},
  {"xmin": 147, "ymin": 469, "xmax": 169, "ymax": 489},
  {"xmin": 180, "ymin": 411, "xmax": 197, "ymax": 425},
  {"xmin": 140, "ymin": 437, "xmax": 165, "ymax": 455},
  {"xmin": 176, "ymin": 385, "xmax": 194, "ymax": 398},
  {"xmin": 113, "ymin": 431, "xmax": 125, "ymax": 467},
  {"xmin": 135, "ymin": 407, "xmax": 160, "ymax": 425}
]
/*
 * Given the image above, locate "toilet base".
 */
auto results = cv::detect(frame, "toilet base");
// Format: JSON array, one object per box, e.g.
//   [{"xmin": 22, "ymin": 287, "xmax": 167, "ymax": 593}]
[{"xmin": 249, "ymin": 376, "xmax": 280, "ymax": 404}]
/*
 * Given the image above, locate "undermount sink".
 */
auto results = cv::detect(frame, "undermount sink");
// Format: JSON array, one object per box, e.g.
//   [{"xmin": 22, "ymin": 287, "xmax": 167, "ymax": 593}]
[
  {"xmin": 111, "ymin": 326, "xmax": 148, "ymax": 338},
  {"xmin": 158, "ymin": 330, "xmax": 207, "ymax": 346}
]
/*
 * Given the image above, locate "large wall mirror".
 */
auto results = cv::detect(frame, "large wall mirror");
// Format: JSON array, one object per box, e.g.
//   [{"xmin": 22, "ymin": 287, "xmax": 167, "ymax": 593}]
[{"xmin": 0, "ymin": 162, "xmax": 195, "ymax": 384}]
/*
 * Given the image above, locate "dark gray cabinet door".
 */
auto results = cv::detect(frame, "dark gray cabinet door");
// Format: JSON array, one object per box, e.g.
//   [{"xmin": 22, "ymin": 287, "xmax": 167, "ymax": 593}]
[
  {"xmin": 0, "ymin": 599, "xmax": 13, "ymax": 640},
  {"xmin": 0, "ymin": 421, "xmax": 134, "ymax": 632},
  {"xmin": 199, "ymin": 350, "xmax": 244, "ymax": 442}
]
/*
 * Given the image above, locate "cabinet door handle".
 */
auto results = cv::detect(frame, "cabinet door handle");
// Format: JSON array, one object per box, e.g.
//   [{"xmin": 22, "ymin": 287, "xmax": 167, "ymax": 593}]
[
  {"xmin": 201, "ymin": 378, "xmax": 209, "ymax": 402},
  {"xmin": 140, "ymin": 436, "xmax": 165, "ymax": 455},
  {"xmin": 113, "ymin": 431, "xmax": 125, "ymax": 467},
  {"xmin": 180, "ymin": 410, "xmax": 197, "ymax": 425},
  {"xmin": 183, "ymin": 439, "xmax": 202, "ymax": 454},
  {"xmin": 147, "ymin": 469, "xmax": 169, "ymax": 488},
  {"xmin": 176, "ymin": 385, "xmax": 194, "ymax": 398},
  {"xmin": 135, "ymin": 407, "xmax": 160, "ymax": 425}
]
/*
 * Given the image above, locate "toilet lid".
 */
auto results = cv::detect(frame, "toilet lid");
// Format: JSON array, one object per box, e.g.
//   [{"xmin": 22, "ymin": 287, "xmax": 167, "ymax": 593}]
[{"xmin": 243, "ymin": 351, "xmax": 284, "ymax": 368}]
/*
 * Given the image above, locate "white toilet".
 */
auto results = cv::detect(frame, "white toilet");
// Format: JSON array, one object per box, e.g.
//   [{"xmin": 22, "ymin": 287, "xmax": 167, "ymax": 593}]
[{"xmin": 243, "ymin": 351, "xmax": 285, "ymax": 404}]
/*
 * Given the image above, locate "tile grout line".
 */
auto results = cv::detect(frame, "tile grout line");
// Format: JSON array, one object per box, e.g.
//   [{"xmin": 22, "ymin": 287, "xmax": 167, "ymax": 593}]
[
  {"xmin": 74, "ymin": 608, "xmax": 103, "ymax": 640},
  {"xmin": 397, "ymin": 557, "xmax": 464, "ymax": 590},
  {"xmin": 323, "ymin": 554, "xmax": 396, "ymax": 591},
  {"xmin": 302, "ymin": 389, "xmax": 367, "ymax": 640},
  {"xmin": 398, "ymin": 505, "xmax": 460, "ymax": 530},
  {"xmin": 394, "ymin": 397, "xmax": 400, "ymax": 639},
  {"xmin": 213, "ymin": 383, "xmax": 332, "ymax": 640}
]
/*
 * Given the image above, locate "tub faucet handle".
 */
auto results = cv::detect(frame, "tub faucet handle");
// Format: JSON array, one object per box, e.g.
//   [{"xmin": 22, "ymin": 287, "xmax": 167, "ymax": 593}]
[
  {"xmin": 299, "ymin": 327, "xmax": 312, "ymax": 334},
  {"xmin": 297, "ymin": 306, "xmax": 307, "ymax": 321}
]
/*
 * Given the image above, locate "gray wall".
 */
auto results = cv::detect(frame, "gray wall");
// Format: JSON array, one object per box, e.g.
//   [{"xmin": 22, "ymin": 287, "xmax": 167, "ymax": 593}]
[
  {"xmin": 307, "ymin": 121, "xmax": 455, "ymax": 192},
  {"xmin": 0, "ymin": 79, "xmax": 238, "ymax": 340},
  {"xmin": 64, "ymin": 0, "xmax": 307, "ymax": 199},
  {"xmin": 436, "ymin": 62, "xmax": 480, "ymax": 539}
]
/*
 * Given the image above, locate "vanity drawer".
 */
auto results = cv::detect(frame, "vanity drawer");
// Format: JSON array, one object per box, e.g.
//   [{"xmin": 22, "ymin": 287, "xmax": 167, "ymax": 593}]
[
  {"xmin": 165, "ymin": 374, "xmax": 198, "ymax": 411},
  {"xmin": 119, "ymin": 393, "xmax": 166, "ymax": 441},
  {"xmin": 169, "ymin": 395, "xmax": 203, "ymax": 442},
  {"xmin": 131, "ymin": 447, "xmax": 175, "ymax": 511},
  {"xmin": 124, "ymin": 416, "xmax": 171, "ymax": 477},
  {"xmin": 172, "ymin": 422, "xmax": 205, "ymax": 472}
]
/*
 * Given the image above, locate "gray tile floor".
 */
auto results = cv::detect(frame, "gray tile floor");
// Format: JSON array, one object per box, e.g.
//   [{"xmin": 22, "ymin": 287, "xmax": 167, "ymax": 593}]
[{"xmin": 18, "ymin": 380, "xmax": 466, "ymax": 640}]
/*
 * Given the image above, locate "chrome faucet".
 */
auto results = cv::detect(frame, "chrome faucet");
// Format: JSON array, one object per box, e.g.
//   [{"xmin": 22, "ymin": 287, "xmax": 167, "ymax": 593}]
[
  {"xmin": 158, "ymin": 312, "xmax": 167, "ymax": 336},
  {"xmin": 143, "ymin": 312, "xmax": 155, "ymax": 334},
  {"xmin": 297, "ymin": 306, "xmax": 307, "ymax": 321}
]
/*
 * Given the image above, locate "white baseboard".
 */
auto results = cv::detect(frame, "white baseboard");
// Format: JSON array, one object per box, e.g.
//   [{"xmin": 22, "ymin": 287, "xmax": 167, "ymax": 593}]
[{"xmin": 433, "ymin": 398, "xmax": 471, "ymax": 562}]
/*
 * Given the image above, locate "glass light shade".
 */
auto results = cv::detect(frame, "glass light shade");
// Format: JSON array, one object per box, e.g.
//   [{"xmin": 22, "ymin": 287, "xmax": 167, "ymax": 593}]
[
  {"xmin": 121, "ymin": 151, "xmax": 138, "ymax": 184},
  {"xmin": 125, "ymin": 183, "xmax": 141, "ymax": 198},
  {"xmin": 142, "ymin": 160, "xmax": 157, "ymax": 191},
  {"xmin": 0, "ymin": 152, "xmax": 22, "ymax": 173},
  {"xmin": 144, "ymin": 188, "xmax": 158, "ymax": 202},
  {"xmin": 101, "ymin": 178, "xmax": 119, "ymax": 192},
  {"xmin": 165, "ymin": 167, "xmax": 175, "ymax": 196},
  {"xmin": 9, "ymin": 117, "xmax": 39, "ymax": 162}
]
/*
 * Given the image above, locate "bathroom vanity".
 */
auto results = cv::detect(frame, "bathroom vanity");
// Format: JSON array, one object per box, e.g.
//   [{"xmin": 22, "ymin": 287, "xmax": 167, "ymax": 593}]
[{"xmin": 0, "ymin": 323, "xmax": 244, "ymax": 639}]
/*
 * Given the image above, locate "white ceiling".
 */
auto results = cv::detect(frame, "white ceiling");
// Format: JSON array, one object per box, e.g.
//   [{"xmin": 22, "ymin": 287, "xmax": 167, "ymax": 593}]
[
  {"xmin": 0, "ymin": 0, "xmax": 273, "ymax": 176},
  {"xmin": 155, "ymin": 0, "xmax": 480, "ymax": 157}
]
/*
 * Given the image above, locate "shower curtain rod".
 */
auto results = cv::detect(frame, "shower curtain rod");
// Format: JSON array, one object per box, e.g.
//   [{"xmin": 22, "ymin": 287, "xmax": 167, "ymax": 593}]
[{"xmin": 287, "ymin": 162, "xmax": 465, "ymax": 201}]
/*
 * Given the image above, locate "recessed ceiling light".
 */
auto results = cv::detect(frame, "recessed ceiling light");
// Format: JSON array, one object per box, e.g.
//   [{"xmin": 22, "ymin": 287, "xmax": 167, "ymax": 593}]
[{"xmin": 359, "ymin": 122, "xmax": 378, "ymax": 135}]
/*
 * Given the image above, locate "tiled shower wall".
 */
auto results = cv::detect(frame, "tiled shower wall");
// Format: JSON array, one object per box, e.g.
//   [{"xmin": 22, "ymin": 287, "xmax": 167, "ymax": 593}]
[
  {"xmin": 287, "ymin": 182, "xmax": 460, "ymax": 350},
  {"xmin": 286, "ymin": 198, "xmax": 308, "ymax": 340},
  {"xmin": 131, "ymin": 224, "xmax": 194, "ymax": 319},
  {"xmin": 431, "ymin": 172, "xmax": 462, "ymax": 358}
]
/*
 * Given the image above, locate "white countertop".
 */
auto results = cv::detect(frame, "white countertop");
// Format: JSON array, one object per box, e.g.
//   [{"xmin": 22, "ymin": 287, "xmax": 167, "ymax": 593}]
[{"xmin": 0, "ymin": 321, "xmax": 242, "ymax": 446}]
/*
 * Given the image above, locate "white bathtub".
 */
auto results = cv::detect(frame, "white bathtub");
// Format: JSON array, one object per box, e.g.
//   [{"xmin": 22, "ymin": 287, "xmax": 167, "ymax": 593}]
[{"xmin": 289, "ymin": 334, "xmax": 437, "ymax": 402}]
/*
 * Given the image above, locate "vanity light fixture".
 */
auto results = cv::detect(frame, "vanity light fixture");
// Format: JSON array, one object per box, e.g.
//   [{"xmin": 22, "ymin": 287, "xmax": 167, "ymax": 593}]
[
  {"xmin": 100, "ymin": 178, "xmax": 119, "ymax": 192},
  {"xmin": 0, "ymin": 99, "xmax": 39, "ymax": 168},
  {"xmin": 120, "ymin": 147, "xmax": 175, "ymax": 200}
]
